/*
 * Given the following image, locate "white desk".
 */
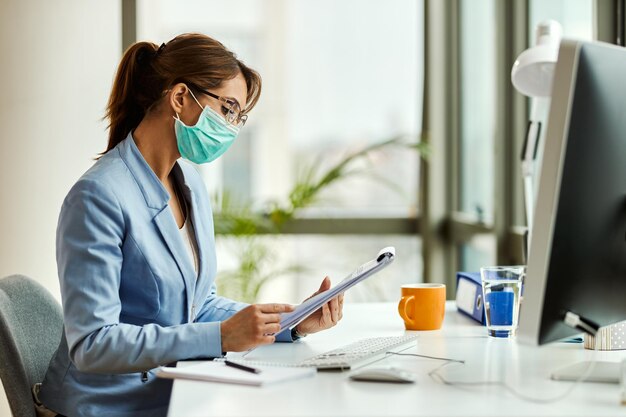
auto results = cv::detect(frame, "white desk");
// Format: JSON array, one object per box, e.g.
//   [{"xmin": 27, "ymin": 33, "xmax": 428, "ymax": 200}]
[{"xmin": 167, "ymin": 302, "xmax": 626, "ymax": 417}]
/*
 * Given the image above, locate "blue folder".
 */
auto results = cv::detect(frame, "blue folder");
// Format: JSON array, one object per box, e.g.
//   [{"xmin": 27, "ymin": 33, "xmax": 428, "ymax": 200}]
[{"xmin": 455, "ymin": 272, "xmax": 485, "ymax": 325}]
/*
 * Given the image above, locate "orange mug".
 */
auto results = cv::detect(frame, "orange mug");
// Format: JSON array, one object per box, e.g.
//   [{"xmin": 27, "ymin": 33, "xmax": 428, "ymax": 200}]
[{"xmin": 398, "ymin": 284, "xmax": 446, "ymax": 330}]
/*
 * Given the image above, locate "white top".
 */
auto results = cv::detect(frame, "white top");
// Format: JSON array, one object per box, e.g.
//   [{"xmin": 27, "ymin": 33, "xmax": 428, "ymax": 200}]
[
  {"xmin": 167, "ymin": 302, "xmax": 626, "ymax": 417},
  {"xmin": 179, "ymin": 217, "xmax": 198, "ymax": 276}
]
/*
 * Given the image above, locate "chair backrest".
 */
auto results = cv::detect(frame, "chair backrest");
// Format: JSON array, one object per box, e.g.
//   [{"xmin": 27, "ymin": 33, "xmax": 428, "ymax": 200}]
[{"xmin": 0, "ymin": 275, "xmax": 63, "ymax": 417}]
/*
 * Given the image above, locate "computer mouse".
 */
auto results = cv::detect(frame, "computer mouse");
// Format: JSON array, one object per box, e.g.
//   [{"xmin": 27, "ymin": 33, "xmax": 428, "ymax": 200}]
[{"xmin": 349, "ymin": 366, "xmax": 416, "ymax": 383}]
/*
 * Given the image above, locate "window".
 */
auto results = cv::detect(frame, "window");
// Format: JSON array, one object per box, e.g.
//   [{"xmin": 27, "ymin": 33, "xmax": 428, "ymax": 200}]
[
  {"xmin": 457, "ymin": 0, "xmax": 498, "ymax": 271},
  {"xmin": 459, "ymin": 0, "xmax": 496, "ymax": 224},
  {"xmin": 137, "ymin": 0, "xmax": 424, "ymax": 302},
  {"xmin": 529, "ymin": 0, "xmax": 594, "ymax": 42},
  {"xmin": 454, "ymin": 0, "xmax": 594, "ymax": 273}
]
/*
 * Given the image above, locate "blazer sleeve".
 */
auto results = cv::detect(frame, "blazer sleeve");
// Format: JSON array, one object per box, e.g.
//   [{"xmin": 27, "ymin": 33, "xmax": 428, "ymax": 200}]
[
  {"xmin": 194, "ymin": 284, "xmax": 294, "ymax": 342},
  {"xmin": 194, "ymin": 283, "xmax": 247, "ymax": 322},
  {"xmin": 58, "ymin": 179, "xmax": 224, "ymax": 374}
]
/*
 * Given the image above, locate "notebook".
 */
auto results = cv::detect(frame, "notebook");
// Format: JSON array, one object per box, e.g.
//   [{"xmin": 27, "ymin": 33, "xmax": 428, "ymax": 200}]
[{"xmin": 156, "ymin": 360, "xmax": 316, "ymax": 386}]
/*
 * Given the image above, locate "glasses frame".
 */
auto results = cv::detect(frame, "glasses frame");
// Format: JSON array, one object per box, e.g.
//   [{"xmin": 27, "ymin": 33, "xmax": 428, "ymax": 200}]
[{"xmin": 189, "ymin": 84, "xmax": 248, "ymax": 128}]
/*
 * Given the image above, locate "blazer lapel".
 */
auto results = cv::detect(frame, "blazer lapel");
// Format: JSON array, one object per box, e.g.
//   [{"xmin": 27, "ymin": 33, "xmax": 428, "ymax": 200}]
[
  {"xmin": 153, "ymin": 207, "xmax": 196, "ymax": 320},
  {"xmin": 187, "ymin": 189, "xmax": 208, "ymax": 287},
  {"xmin": 172, "ymin": 162, "xmax": 215, "ymax": 319},
  {"xmin": 118, "ymin": 134, "xmax": 197, "ymax": 321},
  {"xmin": 178, "ymin": 170, "xmax": 215, "ymax": 307}
]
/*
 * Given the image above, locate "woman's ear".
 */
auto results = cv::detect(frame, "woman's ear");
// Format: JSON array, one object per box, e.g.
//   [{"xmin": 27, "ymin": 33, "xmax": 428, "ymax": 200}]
[{"xmin": 169, "ymin": 83, "xmax": 188, "ymax": 116}]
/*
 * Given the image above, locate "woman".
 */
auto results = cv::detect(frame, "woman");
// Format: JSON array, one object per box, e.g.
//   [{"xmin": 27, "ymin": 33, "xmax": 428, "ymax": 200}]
[{"xmin": 38, "ymin": 33, "xmax": 343, "ymax": 417}]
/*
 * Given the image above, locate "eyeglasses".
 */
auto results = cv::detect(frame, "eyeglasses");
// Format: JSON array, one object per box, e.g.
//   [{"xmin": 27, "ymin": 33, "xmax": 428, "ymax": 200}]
[{"xmin": 190, "ymin": 85, "xmax": 248, "ymax": 128}]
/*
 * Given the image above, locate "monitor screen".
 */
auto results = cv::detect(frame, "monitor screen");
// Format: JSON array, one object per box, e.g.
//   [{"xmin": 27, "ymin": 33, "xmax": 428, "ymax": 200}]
[{"xmin": 518, "ymin": 40, "xmax": 626, "ymax": 346}]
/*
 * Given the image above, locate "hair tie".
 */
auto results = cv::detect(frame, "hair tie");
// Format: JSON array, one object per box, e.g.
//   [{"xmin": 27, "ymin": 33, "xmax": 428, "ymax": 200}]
[{"xmin": 137, "ymin": 43, "xmax": 162, "ymax": 64}]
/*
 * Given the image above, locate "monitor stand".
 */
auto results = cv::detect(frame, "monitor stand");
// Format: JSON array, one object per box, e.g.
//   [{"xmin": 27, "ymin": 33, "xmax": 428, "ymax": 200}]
[{"xmin": 553, "ymin": 315, "xmax": 625, "ymax": 385}]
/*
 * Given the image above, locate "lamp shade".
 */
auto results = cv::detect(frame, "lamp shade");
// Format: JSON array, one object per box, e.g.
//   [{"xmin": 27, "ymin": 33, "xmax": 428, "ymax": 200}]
[{"xmin": 511, "ymin": 20, "xmax": 562, "ymax": 98}]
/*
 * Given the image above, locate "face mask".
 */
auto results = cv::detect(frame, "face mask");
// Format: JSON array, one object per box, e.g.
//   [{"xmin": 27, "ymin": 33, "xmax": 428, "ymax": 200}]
[{"xmin": 174, "ymin": 89, "xmax": 240, "ymax": 164}]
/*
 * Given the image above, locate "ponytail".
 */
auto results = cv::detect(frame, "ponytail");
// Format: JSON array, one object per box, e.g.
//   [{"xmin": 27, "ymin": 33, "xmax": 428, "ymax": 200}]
[
  {"xmin": 103, "ymin": 41, "xmax": 162, "ymax": 154},
  {"xmin": 102, "ymin": 33, "xmax": 262, "ymax": 155}
]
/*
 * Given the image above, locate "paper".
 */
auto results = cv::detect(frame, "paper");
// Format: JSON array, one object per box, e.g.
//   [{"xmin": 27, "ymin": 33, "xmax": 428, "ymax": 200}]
[
  {"xmin": 278, "ymin": 247, "xmax": 395, "ymax": 332},
  {"xmin": 156, "ymin": 361, "xmax": 316, "ymax": 386}
]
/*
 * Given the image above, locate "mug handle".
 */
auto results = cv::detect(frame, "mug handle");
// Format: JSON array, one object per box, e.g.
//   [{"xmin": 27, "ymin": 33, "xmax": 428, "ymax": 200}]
[{"xmin": 398, "ymin": 295, "xmax": 417, "ymax": 327}]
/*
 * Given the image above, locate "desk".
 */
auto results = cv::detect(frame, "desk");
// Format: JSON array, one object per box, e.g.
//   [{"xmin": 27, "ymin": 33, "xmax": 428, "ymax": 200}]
[{"xmin": 167, "ymin": 302, "xmax": 626, "ymax": 417}]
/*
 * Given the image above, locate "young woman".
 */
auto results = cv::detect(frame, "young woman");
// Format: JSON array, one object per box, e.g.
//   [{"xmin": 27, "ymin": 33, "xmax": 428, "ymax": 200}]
[{"xmin": 38, "ymin": 33, "xmax": 343, "ymax": 417}]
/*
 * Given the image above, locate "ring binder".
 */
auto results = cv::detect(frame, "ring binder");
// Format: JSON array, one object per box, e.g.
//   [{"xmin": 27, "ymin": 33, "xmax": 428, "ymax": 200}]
[{"xmin": 455, "ymin": 272, "xmax": 485, "ymax": 325}]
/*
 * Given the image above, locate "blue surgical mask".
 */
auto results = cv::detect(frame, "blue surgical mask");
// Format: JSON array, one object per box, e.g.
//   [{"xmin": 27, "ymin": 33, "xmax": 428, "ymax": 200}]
[{"xmin": 174, "ymin": 89, "xmax": 240, "ymax": 164}]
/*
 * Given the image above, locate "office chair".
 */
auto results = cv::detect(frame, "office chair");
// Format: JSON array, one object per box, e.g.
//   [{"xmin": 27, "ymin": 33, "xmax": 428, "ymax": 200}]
[{"xmin": 0, "ymin": 275, "xmax": 63, "ymax": 417}]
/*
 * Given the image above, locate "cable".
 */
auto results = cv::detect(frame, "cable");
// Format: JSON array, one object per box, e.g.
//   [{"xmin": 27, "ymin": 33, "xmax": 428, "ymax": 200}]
[
  {"xmin": 425, "ymin": 340, "xmax": 600, "ymax": 404},
  {"xmin": 564, "ymin": 311, "xmax": 600, "ymax": 336},
  {"xmin": 385, "ymin": 351, "xmax": 465, "ymax": 364}
]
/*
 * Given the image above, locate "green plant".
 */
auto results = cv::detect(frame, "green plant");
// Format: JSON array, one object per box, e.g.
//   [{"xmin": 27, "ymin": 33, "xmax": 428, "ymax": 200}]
[
  {"xmin": 214, "ymin": 135, "xmax": 428, "ymax": 302},
  {"xmin": 215, "ymin": 237, "xmax": 305, "ymax": 303},
  {"xmin": 267, "ymin": 135, "xmax": 429, "ymax": 228}
]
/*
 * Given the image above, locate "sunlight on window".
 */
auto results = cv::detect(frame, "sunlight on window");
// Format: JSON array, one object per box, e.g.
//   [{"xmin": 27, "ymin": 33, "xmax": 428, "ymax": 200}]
[{"xmin": 137, "ymin": 0, "xmax": 425, "ymax": 302}]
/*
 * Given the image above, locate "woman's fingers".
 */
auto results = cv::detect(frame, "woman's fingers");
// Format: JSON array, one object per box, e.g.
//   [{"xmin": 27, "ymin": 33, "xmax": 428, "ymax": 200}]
[
  {"xmin": 321, "ymin": 302, "xmax": 331, "ymax": 325},
  {"xmin": 306, "ymin": 277, "xmax": 331, "ymax": 301},
  {"xmin": 329, "ymin": 297, "xmax": 339, "ymax": 323},
  {"xmin": 259, "ymin": 303, "xmax": 294, "ymax": 313},
  {"xmin": 259, "ymin": 335, "xmax": 276, "ymax": 345},
  {"xmin": 318, "ymin": 276, "xmax": 331, "ymax": 292},
  {"xmin": 259, "ymin": 313, "xmax": 282, "ymax": 324},
  {"xmin": 221, "ymin": 304, "xmax": 293, "ymax": 352},
  {"xmin": 262, "ymin": 322, "xmax": 282, "ymax": 336},
  {"xmin": 338, "ymin": 293, "xmax": 344, "ymax": 320}
]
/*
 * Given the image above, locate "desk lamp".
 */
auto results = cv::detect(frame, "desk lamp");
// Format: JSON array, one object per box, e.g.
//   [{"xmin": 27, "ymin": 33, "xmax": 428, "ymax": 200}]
[{"xmin": 511, "ymin": 20, "xmax": 562, "ymax": 246}]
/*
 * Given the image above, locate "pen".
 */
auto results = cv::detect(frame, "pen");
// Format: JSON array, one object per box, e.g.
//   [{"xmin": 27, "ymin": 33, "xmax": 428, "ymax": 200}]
[{"xmin": 224, "ymin": 360, "xmax": 262, "ymax": 374}]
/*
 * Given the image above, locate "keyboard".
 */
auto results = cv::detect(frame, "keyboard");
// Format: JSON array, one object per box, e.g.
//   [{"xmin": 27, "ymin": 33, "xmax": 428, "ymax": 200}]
[{"xmin": 298, "ymin": 335, "xmax": 417, "ymax": 371}]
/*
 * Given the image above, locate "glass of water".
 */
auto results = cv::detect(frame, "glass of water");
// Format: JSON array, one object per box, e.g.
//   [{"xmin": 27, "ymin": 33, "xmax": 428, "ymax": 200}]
[{"xmin": 480, "ymin": 266, "xmax": 525, "ymax": 338}]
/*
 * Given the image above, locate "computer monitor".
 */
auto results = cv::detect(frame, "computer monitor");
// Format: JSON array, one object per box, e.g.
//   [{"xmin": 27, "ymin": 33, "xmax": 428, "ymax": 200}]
[{"xmin": 518, "ymin": 40, "xmax": 626, "ymax": 346}]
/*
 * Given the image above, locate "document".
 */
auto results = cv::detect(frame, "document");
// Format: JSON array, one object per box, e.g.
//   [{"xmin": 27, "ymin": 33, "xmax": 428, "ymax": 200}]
[
  {"xmin": 279, "ymin": 247, "xmax": 395, "ymax": 332},
  {"xmin": 156, "ymin": 361, "xmax": 316, "ymax": 386}
]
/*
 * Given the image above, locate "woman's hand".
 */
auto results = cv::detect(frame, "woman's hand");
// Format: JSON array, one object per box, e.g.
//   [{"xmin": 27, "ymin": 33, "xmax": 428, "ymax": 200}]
[
  {"xmin": 221, "ymin": 303, "xmax": 294, "ymax": 352},
  {"xmin": 295, "ymin": 276, "xmax": 344, "ymax": 336}
]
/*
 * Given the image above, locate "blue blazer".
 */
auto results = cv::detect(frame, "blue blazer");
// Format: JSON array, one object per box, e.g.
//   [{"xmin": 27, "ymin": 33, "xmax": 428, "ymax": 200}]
[{"xmin": 40, "ymin": 135, "xmax": 291, "ymax": 417}]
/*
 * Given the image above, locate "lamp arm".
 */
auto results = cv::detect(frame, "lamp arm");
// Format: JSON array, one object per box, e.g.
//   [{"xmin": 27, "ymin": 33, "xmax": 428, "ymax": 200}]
[{"xmin": 520, "ymin": 97, "xmax": 544, "ymax": 241}]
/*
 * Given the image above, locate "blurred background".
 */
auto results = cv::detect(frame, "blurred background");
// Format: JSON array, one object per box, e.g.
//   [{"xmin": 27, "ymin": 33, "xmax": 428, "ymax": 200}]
[{"xmin": 0, "ymin": 0, "xmax": 613, "ymax": 413}]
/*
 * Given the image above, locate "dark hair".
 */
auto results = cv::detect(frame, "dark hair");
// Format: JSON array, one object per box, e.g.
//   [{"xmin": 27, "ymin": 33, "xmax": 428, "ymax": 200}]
[{"xmin": 103, "ymin": 33, "xmax": 261, "ymax": 153}]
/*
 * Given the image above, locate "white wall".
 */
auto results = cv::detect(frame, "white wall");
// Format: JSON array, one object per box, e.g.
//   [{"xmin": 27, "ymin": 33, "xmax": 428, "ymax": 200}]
[{"xmin": 0, "ymin": 0, "xmax": 121, "ymax": 414}]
